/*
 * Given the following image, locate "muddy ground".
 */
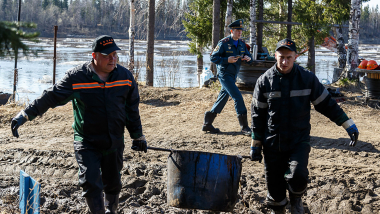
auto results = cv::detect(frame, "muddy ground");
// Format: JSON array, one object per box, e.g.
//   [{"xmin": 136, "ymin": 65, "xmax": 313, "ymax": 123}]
[{"xmin": 0, "ymin": 84, "xmax": 379, "ymax": 214}]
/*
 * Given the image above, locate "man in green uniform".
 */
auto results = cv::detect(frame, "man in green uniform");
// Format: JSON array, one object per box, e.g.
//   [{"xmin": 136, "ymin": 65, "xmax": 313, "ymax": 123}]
[
  {"xmin": 11, "ymin": 35, "xmax": 147, "ymax": 214},
  {"xmin": 202, "ymin": 19, "xmax": 253, "ymax": 135}
]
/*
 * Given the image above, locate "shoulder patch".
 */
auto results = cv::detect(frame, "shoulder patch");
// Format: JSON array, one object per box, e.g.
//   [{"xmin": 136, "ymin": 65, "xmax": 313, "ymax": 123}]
[
  {"xmin": 240, "ymin": 39, "xmax": 245, "ymax": 43},
  {"xmin": 222, "ymin": 38, "xmax": 229, "ymax": 43},
  {"xmin": 213, "ymin": 45, "xmax": 220, "ymax": 52}
]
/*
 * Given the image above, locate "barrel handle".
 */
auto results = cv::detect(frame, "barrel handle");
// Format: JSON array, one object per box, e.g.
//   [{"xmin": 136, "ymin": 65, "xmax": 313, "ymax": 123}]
[
  {"xmin": 147, "ymin": 146, "xmax": 174, "ymax": 152},
  {"xmin": 148, "ymin": 147, "xmax": 251, "ymax": 159}
]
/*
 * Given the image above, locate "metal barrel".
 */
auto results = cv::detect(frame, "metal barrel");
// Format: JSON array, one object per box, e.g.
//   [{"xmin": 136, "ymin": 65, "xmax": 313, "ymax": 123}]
[{"xmin": 167, "ymin": 150, "xmax": 242, "ymax": 212}]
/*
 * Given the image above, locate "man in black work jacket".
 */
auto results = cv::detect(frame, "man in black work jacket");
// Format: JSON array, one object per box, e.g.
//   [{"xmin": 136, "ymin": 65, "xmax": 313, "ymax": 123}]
[
  {"xmin": 249, "ymin": 39, "xmax": 359, "ymax": 214},
  {"xmin": 11, "ymin": 35, "xmax": 147, "ymax": 214}
]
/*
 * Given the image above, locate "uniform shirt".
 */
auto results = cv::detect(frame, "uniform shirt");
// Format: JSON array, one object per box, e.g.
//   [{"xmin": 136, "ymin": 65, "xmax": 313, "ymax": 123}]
[
  {"xmin": 210, "ymin": 35, "xmax": 252, "ymax": 75},
  {"xmin": 24, "ymin": 61, "xmax": 142, "ymax": 150},
  {"xmin": 251, "ymin": 63, "xmax": 349, "ymax": 151}
]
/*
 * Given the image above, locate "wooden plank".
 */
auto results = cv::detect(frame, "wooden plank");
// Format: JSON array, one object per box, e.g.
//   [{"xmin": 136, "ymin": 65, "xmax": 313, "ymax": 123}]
[
  {"xmin": 356, "ymin": 68, "xmax": 380, "ymax": 74},
  {"xmin": 253, "ymin": 20, "xmax": 349, "ymax": 28}
]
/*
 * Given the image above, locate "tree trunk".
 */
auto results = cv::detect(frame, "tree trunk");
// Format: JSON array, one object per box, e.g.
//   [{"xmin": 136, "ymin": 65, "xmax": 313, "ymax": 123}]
[
  {"xmin": 211, "ymin": 0, "xmax": 220, "ymax": 76},
  {"xmin": 287, "ymin": 0, "xmax": 292, "ymax": 40},
  {"xmin": 129, "ymin": 0, "xmax": 135, "ymax": 75},
  {"xmin": 249, "ymin": 0, "xmax": 257, "ymax": 52},
  {"xmin": 346, "ymin": 0, "xmax": 361, "ymax": 79},
  {"xmin": 307, "ymin": 36, "xmax": 315, "ymax": 74},
  {"xmin": 257, "ymin": 0, "xmax": 263, "ymax": 52},
  {"xmin": 224, "ymin": 0, "xmax": 233, "ymax": 37},
  {"xmin": 146, "ymin": 0, "xmax": 155, "ymax": 86},
  {"xmin": 197, "ymin": 43, "xmax": 203, "ymax": 87},
  {"xmin": 335, "ymin": 26, "xmax": 347, "ymax": 69}
]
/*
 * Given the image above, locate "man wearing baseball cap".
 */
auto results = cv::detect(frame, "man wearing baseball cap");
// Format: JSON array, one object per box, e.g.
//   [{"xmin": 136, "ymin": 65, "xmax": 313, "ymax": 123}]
[
  {"xmin": 11, "ymin": 35, "xmax": 147, "ymax": 213},
  {"xmin": 249, "ymin": 38, "xmax": 359, "ymax": 214}
]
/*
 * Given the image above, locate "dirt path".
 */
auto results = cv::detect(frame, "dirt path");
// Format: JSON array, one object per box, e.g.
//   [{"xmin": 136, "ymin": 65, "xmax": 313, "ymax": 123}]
[{"xmin": 0, "ymin": 86, "xmax": 379, "ymax": 213}]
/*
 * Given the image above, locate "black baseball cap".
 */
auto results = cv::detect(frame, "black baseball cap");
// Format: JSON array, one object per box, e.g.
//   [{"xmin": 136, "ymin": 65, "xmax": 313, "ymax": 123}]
[
  {"xmin": 275, "ymin": 38, "xmax": 297, "ymax": 52},
  {"xmin": 92, "ymin": 35, "xmax": 121, "ymax": 55}
]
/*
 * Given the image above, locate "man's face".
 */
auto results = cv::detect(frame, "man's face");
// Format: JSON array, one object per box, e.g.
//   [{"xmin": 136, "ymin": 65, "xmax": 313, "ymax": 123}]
[
  {"xmin": 275, "ymin": 48, "xmax": 297, "ymax": 74},
  {"xmin": 231, "ymin": 29, "xmax": 242, "ymax": 40},
  {"xmin": 92, "ymin": 51, "xmax": 118, "ymax": 73}
]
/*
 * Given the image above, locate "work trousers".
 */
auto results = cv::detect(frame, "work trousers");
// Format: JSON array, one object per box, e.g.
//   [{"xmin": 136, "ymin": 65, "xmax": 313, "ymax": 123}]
[
  {"xmin": 210, "ymin": 72, "xmax": 247, "ymax": 115},
  {"xmin": 263, "ymin": 142, "xmax": 311, "ymax": 208},
  {"xmin": 74, "ymin": 141, "xmax": 124, "ymax": 197}
]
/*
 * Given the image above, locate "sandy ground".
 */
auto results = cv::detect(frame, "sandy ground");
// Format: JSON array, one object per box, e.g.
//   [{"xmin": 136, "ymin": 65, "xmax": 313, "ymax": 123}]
[{"xmin": 0, "ymin": 85, "xmax": 379, "ymax": 214}]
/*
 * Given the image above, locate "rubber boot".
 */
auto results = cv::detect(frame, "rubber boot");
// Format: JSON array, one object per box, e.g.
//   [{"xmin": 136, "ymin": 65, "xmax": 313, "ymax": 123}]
[
  {"xmin": 237, "ymin": 114, "xmax": 251, "ymax": 136},
  {"xmin": 85, "ymin": 194, "xmax": 105, "ymax": 214},
  {"xmin": 290, "ymin": 194, "xmax": 305, "ymax": 214},
  {"xmin": 105, "ymin": 194, "xmax": 119, "ymax": 214},
  {"xmin": 269, "ymin": 206, "xmax": 286, "ymax": 214},
  {"xmin": 202, "ymin": 111, "xmax": 220, "ymax": 133}
]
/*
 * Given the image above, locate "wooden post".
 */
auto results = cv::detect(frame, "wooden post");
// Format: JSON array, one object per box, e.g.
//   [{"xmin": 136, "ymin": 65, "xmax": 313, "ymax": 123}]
[
  {"xmin": 129, "ymin": 0, "xmax": 135, "ymax": 74},
  {"xmin": 224, "ymin": 0, "xmax": 233, "ymax": 37},
  {"xmin": 287, "ymin": 0, "xmax": 292, "ymax": 40},
  {"xmin": 346, "ymin": 0, "xmax": 361, "ymax": 79},
  {"xmin": 53, "ymin": 26, "xmax": 58, "ymax": 85},
  {"xmin": 12, "ymin": 0, "xmax": 22, "ymax": 102},
  {"xmin": 257, "ymin": 0, "xmax": 263, "ymax": 52},
  {"xmin": 250, "ymin": 0, "xmax": 257, "ymax": 52},
  {"xmin": 307, "ymin": 36, "xmax": 315, "ymax": 73}
]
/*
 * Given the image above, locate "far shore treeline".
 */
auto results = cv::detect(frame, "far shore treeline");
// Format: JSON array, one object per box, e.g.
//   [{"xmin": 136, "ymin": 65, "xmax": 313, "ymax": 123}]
[{"xmin": 1, "ymin": 0, "xmax": 380, "ymax": 44}]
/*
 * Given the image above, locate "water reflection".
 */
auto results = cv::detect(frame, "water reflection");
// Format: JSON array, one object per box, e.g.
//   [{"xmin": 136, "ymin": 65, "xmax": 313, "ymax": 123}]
[{"xmin": 0, "ymin": 38, "xmax": 378, "ymax": 102}]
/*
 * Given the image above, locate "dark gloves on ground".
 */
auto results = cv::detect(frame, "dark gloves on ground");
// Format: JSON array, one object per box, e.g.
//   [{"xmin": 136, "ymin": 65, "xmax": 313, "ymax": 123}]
[
  {"xmin": 131, "ymin": 135, "xmax": 147, "ymax": 153},
  {"xmin": 342, "ymin": 119, "xmax": 359, "ymax": 146},
  {"xmin": 11, "ymin": 110, "xmax": 28, "ymax": 138},
  {"xmin": 250, "ymin": 146, "xmax": 263, "ymax": 163}
]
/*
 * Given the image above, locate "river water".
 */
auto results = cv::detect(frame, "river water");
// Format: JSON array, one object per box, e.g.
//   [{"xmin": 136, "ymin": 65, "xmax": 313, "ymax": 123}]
[{"xmin": 0, "ymin": 38, "xmax": 379, "ymax": 103}]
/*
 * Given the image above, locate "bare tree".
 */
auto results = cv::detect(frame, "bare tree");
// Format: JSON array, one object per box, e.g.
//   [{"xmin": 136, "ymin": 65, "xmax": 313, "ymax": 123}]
[
  {"xmin": 224, "ymin": 0, "xmax": 233, "ymax": 37},
  {"xmin": 146, "ymin": 0, "xmax": 155, "ymax": 86}
]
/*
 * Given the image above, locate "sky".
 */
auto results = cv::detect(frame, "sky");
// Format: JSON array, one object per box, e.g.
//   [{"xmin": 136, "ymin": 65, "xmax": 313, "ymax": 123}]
[{"xmin": 363, "ymin": 0, "xmax": 380, "ymax": 8}]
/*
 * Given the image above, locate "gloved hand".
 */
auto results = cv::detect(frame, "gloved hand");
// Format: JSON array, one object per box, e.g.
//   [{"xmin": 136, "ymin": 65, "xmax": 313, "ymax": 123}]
[
  {"xmin": 131, "ymin": 135, "xmax": 147, "ymax": 153},
  {"xmin": 250, "ymin": 146, "xmax": 263, "ymax": 163},
  {"xmin": 342, "ymin": 119, "xmax": 359, "ymax": 146},
  {"xmin": 11, "ymin": 110, "xmax": 28, "ymax": 138}
]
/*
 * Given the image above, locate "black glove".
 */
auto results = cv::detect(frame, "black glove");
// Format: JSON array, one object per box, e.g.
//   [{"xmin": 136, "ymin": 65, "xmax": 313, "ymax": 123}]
[
  {"xmin": 250, "ymin": 146, "xmax": 263, "ymax": 163},
  {"xmin": 343, "ymin": 119, "xmax": 359, "ymax": 146},
  {"xmin": 131, "ymin": 137, "xmax": 147, "ymax": 153},
  {"xmin": 11, "ymin": 110, "xmax": 28, "ymax": 138}
]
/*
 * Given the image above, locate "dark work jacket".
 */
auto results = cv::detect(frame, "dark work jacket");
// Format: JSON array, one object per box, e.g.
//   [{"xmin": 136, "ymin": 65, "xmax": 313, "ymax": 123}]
[
  {"xmin": 24, "ymin": 62, "xmax": 142, "ymax": 150},
  {"xmin": 210, "ymin": 35, "xmax": 252, "ymax": 75},
  {"xmin": 251, "ymin": 63, "xmax": 349, "ymax": 152}
]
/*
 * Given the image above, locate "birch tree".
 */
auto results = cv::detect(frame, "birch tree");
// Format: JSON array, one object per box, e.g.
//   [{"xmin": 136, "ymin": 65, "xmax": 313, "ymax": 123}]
[
  {"xmin": 129, "ymin": 0, "xmax": 135, "ymax": 74},
  {"xmin": 249, "ymin": 0, "xmax": 256, "ymax": 51},
  {"xmin": 224, "ymin": 0, "xmax": 233, "ymax": 37},
  {"xmin": 346, "ymin": 0, "xmax": 361, "ymax": 79}
]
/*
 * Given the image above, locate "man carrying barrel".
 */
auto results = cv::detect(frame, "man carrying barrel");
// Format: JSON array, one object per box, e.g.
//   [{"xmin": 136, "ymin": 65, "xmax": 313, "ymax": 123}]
[
  {"xmin": 202, "ymin": 19, "xmax": 253, "ymax": 135},
  {"xmin": 10, "ymin": 35, "xmax": 147, "ymax": 214},
  {"xmin": 249, "ymin": 38, "xmax": 359, "ymax": 214}
]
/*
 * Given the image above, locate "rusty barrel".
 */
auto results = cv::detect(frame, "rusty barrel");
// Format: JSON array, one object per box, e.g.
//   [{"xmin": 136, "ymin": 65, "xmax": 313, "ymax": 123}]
[{"xmin": 167, "ymin": 150, "xmax": 242, "ymax": 212}]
